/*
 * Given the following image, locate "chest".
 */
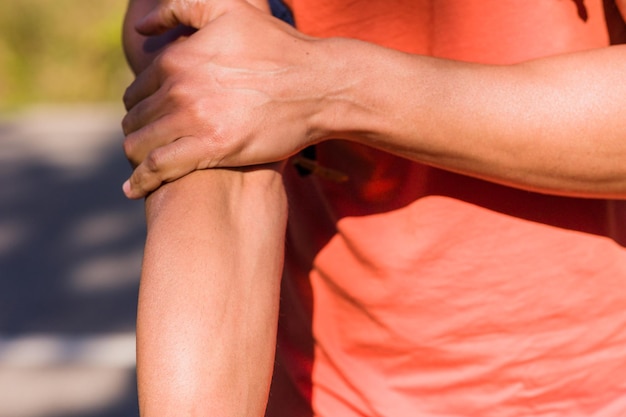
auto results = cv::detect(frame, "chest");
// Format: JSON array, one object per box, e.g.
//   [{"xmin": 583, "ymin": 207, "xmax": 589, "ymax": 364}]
[{"xmin": 285, "ymin": 0, "xmax": 613, "ymax": 62}]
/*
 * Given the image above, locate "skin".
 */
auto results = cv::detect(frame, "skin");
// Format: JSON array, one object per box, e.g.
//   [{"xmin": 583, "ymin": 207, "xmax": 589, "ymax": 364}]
[
  {"xmin": 122, "ymin": 1, "xmax": 626, "ymax": 415},
  {"xmin": 135, "ymin": 167, "xmax": 285, "ymax": 417},
  {"xmin": 123, "ymin": 0, "xmax": 626, "ymax": 199},
  {"xmin": 123, "ymin": 1, "xmax": 286, "ymax": 416}
]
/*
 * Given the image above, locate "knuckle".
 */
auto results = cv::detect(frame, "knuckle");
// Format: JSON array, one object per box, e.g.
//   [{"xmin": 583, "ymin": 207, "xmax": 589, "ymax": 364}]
[
  {"xmin": 165, "ymin": 82, "xmax": 206, "ymax": 124},
  {"xmin": 186, "ymin": 97, "xmax": 207, "ymax": 123},
  {"xmin": 145, "ymin": 148, "xmax": 166, "ymax": 173},
  {"xmin": 129, "ymin": 175, "xmax": 149, "ymax": 198},
  {"xmin": 121, "ymin": 115, "xmax": 133, "ymax": 135},
  {"xmin": 165, "ymin": 79, "xmax": 186, "ymax": 102},
  {"xmin": 155, "ymin": 49, "xmax": 180, "ymax": 73},
  {"xmin": 122, "ymin": 86, "xmax": 133, "ymax": 110},
  {"xmin": 132, "ymin": 169, "xmax": 150, "ymax": 189},
  {"xmin": 122, "ymin": 135, "xmax": 138, "ymax": 163}
]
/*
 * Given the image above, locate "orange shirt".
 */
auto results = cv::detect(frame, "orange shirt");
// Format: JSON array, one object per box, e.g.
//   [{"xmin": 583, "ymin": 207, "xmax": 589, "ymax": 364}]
[{"xmin": 268, "ymin": 1, "xmax": 626, "ymax": 416}]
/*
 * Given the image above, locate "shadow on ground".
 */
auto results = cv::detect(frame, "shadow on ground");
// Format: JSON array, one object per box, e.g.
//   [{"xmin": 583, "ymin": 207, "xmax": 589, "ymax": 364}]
[{"xmin": 0, "ymin": 104, "xmax": 146, "ymax": 417}]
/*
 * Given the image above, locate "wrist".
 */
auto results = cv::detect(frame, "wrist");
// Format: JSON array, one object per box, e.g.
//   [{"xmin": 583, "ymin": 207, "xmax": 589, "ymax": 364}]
[
  {"xmin": 310, "ymin": 38, "xmax": 428, "ymax": 149},
  {"xmin": 312, "ymin": 37, "xmax": 463, "ymax": 169}
]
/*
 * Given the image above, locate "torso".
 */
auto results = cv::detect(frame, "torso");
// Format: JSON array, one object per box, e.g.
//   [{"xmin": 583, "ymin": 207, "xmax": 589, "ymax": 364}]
[
  {"xmin": 284, "ymin": 0, "xmax": 615, "ymax": 58},
  {"xmin": 269, "ymin": 2, "xmax": 626, "ymax": 416}
]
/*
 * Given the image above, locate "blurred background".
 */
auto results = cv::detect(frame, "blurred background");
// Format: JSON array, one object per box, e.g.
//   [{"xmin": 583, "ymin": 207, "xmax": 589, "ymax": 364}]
[{"xmin": 1, "ymin": 1, "xmax": 145, "ymax": 416}]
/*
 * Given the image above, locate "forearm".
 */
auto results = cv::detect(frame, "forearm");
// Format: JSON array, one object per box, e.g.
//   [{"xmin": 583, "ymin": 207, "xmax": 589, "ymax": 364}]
[
  {"xmin": 124, "ymin": 3, "xmax": 286, "ymax": 415},
  {"xmin": 324, "ymin": 40, "xmax": 626, "ymax": 198},
  {"xmin": 137, "ymin": 167, "xmax": 286, "ymax": 417}
]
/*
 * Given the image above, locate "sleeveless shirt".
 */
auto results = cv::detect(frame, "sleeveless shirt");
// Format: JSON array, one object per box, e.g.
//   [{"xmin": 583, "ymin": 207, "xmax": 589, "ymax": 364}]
[{"xmin": 267, "ymin": 2, "xmax": 626, "ymax": 416}]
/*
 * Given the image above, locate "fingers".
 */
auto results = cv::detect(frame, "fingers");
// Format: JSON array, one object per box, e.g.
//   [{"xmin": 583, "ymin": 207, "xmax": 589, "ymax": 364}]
[
  {"xmin": 135, "ymin": 2, "xmax": 183, "ymax": 35},
  {"xmin": 135, "ymin": 0, "xmax": 236, "ymax": 35},
  {"xmin": 123, "ymin": 61, "xmax": 163, "ymax": 112},
  {"xmin": 123, "ymin": 135, "xmax": 214, "ymax": 199},
  {"xmin": 121, "ymin": 0, "xmax": 279, "ymax": 200},
  {"xmin": 122, "ymin": 81, "xmax": 173, "ymax": 169},
  {"xmin": 123, "ymin": 111, "xmax": 189, "ymax": 167}
]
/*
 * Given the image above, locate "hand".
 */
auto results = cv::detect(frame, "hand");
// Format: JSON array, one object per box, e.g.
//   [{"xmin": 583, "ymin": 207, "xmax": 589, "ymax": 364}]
[
  {"xmin": 132, "ymin": 0, "xmax": 245, "ymax": 37},
  {"xmin": 122, "ymin": 0, "xmax": 335, "ymax": 199}
]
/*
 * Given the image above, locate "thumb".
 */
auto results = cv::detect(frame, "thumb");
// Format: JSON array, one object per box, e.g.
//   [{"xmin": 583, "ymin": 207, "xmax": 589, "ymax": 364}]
[{"xmin": 135, "ymin": 0, "xmax": 232, "ymax": 35}]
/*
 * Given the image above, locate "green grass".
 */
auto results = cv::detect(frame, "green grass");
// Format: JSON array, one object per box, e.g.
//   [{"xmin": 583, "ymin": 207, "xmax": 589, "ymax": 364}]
[{"xmin": 0, "ymin": 0, "xmax": 133, "ymax": 110}]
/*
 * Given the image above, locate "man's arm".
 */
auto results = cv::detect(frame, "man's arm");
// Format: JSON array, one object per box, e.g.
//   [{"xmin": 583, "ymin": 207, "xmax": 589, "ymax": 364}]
[
  {"xmin": 137, "ymin": 168, "xmax": 286, "ymax": 417},
  {"xmin": 122, "ymin": 0, "xmax": 626, "ymax": 199},
  {"xmin": 123, "ymin": 1, "xmax": 286, "ymax": 416},
  {"xmin": 342, "ymin": 42, "xmax": 626, "ymax": 198}
]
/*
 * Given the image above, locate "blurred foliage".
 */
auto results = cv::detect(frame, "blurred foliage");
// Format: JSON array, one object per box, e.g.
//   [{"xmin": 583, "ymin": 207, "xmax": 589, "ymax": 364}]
[{"xmin": 0, "ymin": 0, "xmax": 132, "ymax": 110}]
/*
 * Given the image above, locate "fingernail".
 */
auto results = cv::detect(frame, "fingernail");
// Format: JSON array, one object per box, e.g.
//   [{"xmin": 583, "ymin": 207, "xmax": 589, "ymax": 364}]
[{"xmin": 122, "ymin": 180, "xmax": 132, "ymax": 197}]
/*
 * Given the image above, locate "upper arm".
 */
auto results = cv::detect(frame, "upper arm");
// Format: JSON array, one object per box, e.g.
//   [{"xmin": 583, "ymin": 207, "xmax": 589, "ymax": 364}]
[
  {"xmin": 123, "ymin": 0, "xmax": 161, "ymax": 73},
  {"xmin": 123, "ymin": 0, "xmax": 271, "ymax": 74},
  {"xmin": 246, "ymin": 0, "xmax": 271, "ymax": 13},
  {"xmin": 124, "ymin": 0, "xmax": 199, "ymax": 74}
]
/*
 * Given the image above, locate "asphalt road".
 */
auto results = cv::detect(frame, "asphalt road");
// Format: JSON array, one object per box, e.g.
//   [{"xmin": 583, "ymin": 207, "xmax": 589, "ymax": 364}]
[{"xmin": 0, "ymin": 104, "xmax": 145, "ymax": 417}]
